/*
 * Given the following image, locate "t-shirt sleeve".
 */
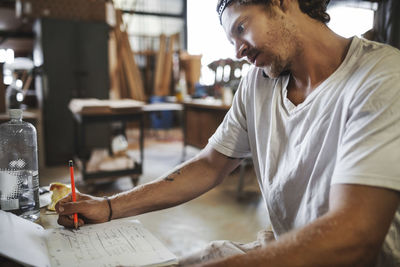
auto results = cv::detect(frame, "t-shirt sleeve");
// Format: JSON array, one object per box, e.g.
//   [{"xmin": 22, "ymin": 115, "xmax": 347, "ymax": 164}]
[
  {"xmin": 208, "ymin": 77, "xmax": 251, "ymax": 158},
  {"xmin": 332, "ymin": 74, "xmax": 400, "ymax": 192}
]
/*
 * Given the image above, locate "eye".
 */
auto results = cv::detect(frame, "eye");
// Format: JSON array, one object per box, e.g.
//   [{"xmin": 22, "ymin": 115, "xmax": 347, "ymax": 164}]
[{"xmin": 237, "ymin": 23, "xmax": 245, "ymax": 35}]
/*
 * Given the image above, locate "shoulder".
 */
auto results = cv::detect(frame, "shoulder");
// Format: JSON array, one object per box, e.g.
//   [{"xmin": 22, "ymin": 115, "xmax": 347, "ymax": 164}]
[
  {"xmin": 352, "ymin": 37, "xmax": 400, "ymax": 75},
  {"xmin": 341, "ymin": 38, "xmax": 400, "ymax": 103}
]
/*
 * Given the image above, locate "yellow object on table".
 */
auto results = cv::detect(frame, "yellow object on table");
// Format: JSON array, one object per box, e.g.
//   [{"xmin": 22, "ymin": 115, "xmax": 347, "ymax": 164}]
[{"xmin": 47, "ymin": 182, "xmax": 71, "ymax": 211}]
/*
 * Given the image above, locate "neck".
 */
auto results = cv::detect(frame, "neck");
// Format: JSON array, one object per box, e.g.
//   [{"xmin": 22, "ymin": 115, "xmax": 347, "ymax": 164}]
[{"xmin": 287, "ymin": 19, "xmax": 352, "ymax": 104}]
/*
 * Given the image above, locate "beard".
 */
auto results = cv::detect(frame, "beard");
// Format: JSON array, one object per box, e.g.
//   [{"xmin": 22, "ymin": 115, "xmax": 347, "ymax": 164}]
[
  {"xmin": 259, "ymin": 54, "xmax": 289, "ymax": 79},
  {"xmin": 256, "ymin": 23, "xmax": 296, "ymax": 79},
  {"xmin": 262, "ymin": 69, "xmax": 290, "ymax": 79}
]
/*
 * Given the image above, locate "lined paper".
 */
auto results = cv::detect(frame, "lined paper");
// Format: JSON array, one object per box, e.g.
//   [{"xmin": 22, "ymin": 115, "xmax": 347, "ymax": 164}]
[
  {"xmin": 0, "ymin": 211, "xmax": 177, "ymax": 267},
  {"xmin": 45, "ymin": 219, "xmax": 177, "ymax": 267}
]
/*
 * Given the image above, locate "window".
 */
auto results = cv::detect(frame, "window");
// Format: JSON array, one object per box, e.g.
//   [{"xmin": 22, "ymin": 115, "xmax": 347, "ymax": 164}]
[
  {"xmin": 327, "ymin": 2, "xmax": 376, "ymax": 38},
  {"xmin": 187, "ymin": 0, "xmax": 235, "ymax": 85}
]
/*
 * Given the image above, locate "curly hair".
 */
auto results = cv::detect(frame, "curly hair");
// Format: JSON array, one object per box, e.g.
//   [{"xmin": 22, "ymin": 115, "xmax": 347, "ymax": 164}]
[{"xmin": 216, "ymin": 0, "xmax": 331, "ymax": 24}]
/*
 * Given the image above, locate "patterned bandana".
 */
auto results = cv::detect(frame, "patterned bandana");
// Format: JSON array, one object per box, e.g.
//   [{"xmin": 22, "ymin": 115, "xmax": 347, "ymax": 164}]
[{"xmin": 218, "ymin": 0, "xmax": 235, "ymax": 24}]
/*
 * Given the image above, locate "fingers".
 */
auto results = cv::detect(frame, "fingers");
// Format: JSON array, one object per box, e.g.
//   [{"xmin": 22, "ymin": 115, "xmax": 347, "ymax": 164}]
[
  {"xmin": 57, "ymin": 201, "xmax": 86, "ymax": 215},
  {"xmin": 57, "ymin": 215, "xmax": 85, "ymax": 228},
  {"xmin": 75, "ymin": 192, "xmax": 91, "ymax": 201},
  {"xmin": 257, "ymin": 230, "xmax": 275, "ymax": 246},
  {"xmin": 55, "ymin": 195, "xmax": 109, "ymax": 227},
  {"xmin": 55, "ymin": 192, "xmax": 92, "ymax": 214}
]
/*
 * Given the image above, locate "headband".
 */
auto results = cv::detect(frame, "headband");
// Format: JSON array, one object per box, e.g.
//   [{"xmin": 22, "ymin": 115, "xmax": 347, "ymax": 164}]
[{"xmin": 217, "ymin": 0, "xmax": 235, "ymax": 24}]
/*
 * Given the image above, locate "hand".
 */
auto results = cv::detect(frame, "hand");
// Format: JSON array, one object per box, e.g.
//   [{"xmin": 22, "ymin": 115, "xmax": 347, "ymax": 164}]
[
  {"xmin": 55, "ymin": 192, "xmax": 110, "ymax": 228},
  {"xmin": 257, "ymin": 230, "xmax": 275, "ymax": 247}
]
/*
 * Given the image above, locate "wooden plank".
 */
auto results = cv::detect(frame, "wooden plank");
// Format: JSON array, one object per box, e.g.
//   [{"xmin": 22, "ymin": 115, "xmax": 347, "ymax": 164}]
[
  {"xmin": 22, "ymin": 74, "xmax": 33, "ymax": 92},
  {"xmin": 115, "ymin": 10, "xmax": 130, "ymax": 99},
  {"xmin": 144, "ymin": 52, "xmax": 154, "ymax": 96},
  {"xmin": 113, "ymin": 12, "xmax": 129, "ymax": 98},
  {"xmin": 69, "ymin": 98, "xmax": 144, "ymax": 115},
  {"xmin": 160, "ymin": 34, "xmax": 177, "ymax": 96},
  {"xmin": 118, "ymin": 57, "xmax": 129, "ymax": 98},
  {"xmin": 108, "ymin": 30, "xmax": 120, "ymax": 99},
  {"xmin": 114, "ymin": 10, "xmax": 130, "ymax": 99},
  {"xmin": 180, "ymin": 53, "xmax": 202, "ymax": 95},
  {"xmin": 120, "ymin": 40, "xmax": 136, "ymax": 98},
  {"xmin": 113, "ymin": 10, "xmax": 125, "ymax": 98},
  {"xmin": 153, "ymin": 34, "xmax": 166, "ymax": 96},
  {"xmin": 117, "ymin": 11, "xmax": 142, "ymax": 100},
  {"xmin": 113, "ymin": 9, "xmax": 145, "ymax": 101},
  {"xmin": 118, "ymin": 10, "xmax": 146, "ymax": 101}
]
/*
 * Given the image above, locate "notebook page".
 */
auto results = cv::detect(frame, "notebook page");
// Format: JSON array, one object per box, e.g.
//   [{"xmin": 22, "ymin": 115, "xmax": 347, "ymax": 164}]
[
  {"xmin": 0, "ymin": 211, "xmax": 51, "ymax": 267},
  {"xmin": 44, "ymin": 219, "xmax": 177, "ymax": 267}
]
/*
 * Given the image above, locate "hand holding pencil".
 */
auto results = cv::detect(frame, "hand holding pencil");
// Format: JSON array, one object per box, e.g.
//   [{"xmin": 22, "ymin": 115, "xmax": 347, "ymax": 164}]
[{"xmin": 55, "ymin": 166, "xmax": 113, "ymax": 228}]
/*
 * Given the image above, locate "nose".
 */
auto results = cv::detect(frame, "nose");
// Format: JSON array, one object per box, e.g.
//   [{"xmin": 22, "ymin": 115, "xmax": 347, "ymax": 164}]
[{"xmin": 235, "ymin": 41, "xmax": 248, "ymax": 59}]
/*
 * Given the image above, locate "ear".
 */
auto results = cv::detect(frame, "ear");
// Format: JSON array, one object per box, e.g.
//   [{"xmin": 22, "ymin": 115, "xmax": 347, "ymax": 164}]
[
  {"xmin": 269, "ymin": 0, "xmax": 293, "ymax": 14},
  {"xmin": 278, "ymin": 0, "xmax": 293, "ymax": 12}
]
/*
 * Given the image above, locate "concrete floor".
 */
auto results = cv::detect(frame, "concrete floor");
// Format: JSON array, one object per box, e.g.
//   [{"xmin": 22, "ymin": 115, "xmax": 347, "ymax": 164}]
[{"xmin": 39, "ymin": 129, "xmax": 270, "ymax": 258}]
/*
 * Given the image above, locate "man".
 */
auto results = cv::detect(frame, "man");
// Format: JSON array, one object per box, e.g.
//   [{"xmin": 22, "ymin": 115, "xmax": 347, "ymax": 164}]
[{"xmin": 57, "ymin": 0, "xmax": 400, "ymax": 266}]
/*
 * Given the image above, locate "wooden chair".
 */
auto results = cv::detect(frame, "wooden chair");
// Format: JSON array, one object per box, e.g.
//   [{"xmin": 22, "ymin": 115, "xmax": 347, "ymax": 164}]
[{"xmin": 208, "ymin": 58, "xmax": 248, "ymax": 88}]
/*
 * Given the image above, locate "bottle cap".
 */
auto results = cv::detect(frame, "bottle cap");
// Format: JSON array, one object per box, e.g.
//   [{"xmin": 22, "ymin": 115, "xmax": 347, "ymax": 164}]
[{"xmin": 9, "ymin": 109, "xmax": 23, "ymax": 120}]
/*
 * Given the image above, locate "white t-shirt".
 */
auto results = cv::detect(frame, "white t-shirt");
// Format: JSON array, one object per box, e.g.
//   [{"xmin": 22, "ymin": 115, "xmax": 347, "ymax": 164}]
[{"xmin": 208, "ymin": 36, "xmax": 400, "ymax": 266}]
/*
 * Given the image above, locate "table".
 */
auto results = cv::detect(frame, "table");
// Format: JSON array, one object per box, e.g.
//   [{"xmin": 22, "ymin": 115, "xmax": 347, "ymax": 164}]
[
  {"xmin": 70, "ymin": 100, "xmax": 183, "ymax": 184},
  {"xmin": 182, "ymin": 101, "xmax": 230, "ymax": 159},
  {"xmin": 72, "ymin": 109, "xmax": 144, "ymax": 184},
  {"xmin": 0, "ymin": 110, "xmax": 39, "ymax": 124}
]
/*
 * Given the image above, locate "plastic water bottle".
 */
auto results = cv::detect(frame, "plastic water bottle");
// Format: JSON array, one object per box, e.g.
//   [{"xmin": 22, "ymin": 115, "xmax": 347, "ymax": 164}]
[{"xmin": 0, "ymin": 109, "xmax": 40, "ymax": 221}]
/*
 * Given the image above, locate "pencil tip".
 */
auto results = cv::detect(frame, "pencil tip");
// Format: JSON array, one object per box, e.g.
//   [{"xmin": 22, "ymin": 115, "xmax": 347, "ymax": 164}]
[{"xmin": 69, "ymin": 160, "xmax": 73, "ymax": 167}]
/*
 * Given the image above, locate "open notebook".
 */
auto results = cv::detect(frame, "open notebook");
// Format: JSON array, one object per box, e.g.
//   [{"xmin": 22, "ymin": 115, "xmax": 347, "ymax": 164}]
[{"xmin": 0, "ymin": 211, "xmax": 178, "ymax": 267}]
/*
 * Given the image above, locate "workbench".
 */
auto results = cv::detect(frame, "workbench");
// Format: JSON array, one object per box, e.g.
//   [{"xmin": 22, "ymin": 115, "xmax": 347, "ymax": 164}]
[
  {"xmin": 182, "ymin": 100, "xmax": 230, "ymax": 159},
  {"xmin": 69, "ymin": 99, "xmax": 182, "ymax": 184},
  {"xmin": 72, "ymin": 108, "xmax": 144, "ymax": 184}
]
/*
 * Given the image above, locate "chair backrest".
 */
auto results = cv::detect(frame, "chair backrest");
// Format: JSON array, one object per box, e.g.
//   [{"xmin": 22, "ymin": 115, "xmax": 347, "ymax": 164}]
[{"xmin": 208, "ymin": 58, "xmax": 249, "ymax": 88}]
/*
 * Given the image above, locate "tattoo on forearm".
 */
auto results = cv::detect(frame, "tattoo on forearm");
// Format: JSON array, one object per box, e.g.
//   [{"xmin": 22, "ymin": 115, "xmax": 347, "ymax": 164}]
[{"xmin": 164, "ymin": 169, "xmax": 181, "ymax": 182}]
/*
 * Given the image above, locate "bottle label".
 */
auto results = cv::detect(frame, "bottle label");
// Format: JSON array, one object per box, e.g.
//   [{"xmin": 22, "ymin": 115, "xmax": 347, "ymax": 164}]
[
  {"xmin": 0, "ymin": 171, "xmax": 19, "ymax": 210},
  {"xmin": 1, "ymin": 199, "xmax": 19, "ymax": 210}
]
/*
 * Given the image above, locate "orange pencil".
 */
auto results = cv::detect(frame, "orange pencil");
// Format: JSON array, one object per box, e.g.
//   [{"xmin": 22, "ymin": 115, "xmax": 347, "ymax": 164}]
[{"xmin": 69, "ymin": 160, "xmax": 78, "ymax": 229}]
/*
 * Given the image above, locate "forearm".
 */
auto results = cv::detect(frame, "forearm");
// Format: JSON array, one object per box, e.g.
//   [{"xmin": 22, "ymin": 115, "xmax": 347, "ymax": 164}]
[
  {"xmin": 204, "ymin": 184, "xmax": 400, "ymax": 267},
  {"xmin": 110, "ymin": 149, "xmax": 235, "ymax": 219},
  {"xmin": 204, "ymin": 212, "xmax": 379, "ymax": 267}
]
